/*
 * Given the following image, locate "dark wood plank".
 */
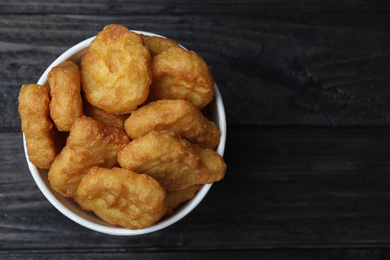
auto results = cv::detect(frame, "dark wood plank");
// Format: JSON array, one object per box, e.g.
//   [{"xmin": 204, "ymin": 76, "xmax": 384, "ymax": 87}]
[
  {"xmin": 3, "ymin": 127, "xmax": 390, "ymax": 253},
  {"xmin": 3, "ymin": 249, "xmax": 390, "ymax": 260},
  {"xmin": 2, "ymin": 12, "xmax": 390, "ymax": 129},
  {"xmin": 1, "ymin": 0, "xmax": 388, "ymax": 15}
]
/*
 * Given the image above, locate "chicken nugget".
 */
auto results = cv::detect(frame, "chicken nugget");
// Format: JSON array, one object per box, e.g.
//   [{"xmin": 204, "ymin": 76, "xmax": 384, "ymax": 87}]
[
  {"xmin": 124, "ymin": 99, "xmax": 221, "ymax": 148},
  {"xmin": 166, "ymin": 184, "xmax": 202, "ymax": 215},
  {"xmin": 141, "ymin": 34, "xmax": 180, "ymax": 56},
  {"xmin": 75, "ymin": 166, "xmax": 167, "ymax": 230},
  {"xmin": 81, "ymin": 24, "xmax": 152, "ymax": 114},
  {"xmin": 18, "ymin": 84, "xmax": 61, "ymax": 169},
  {"xmin": 48, "ymin": 116, "xmax": 130, "ymax": 197},
  {"xmin": 48, "ymin": 61, "xmax": 83, "ymax": 131},
  {"xmin": 148, "ymin": 47, "xmax": 214, "ymax": 109},
  {"xmin": 118, "ymin": 130, "xmax": 226, "ymax": 192},
  {"xmin": 83, "ymin": 98, "xmax": 128, "ymax": 130}
]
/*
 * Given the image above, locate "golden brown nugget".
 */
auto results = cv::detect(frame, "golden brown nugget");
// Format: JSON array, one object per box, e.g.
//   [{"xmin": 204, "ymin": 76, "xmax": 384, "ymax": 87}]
[
  {"xmin": 124, "ymin": 99, "xmax": 221, "ymax": 149},
  {"xmin": 81, "ymin": 24, "xmax": 152, "ymax": 114},
  {"xmin": 118, "ymin": 130, "xmax": 226, "ymax": 192},
  {"xmin": 83, "ymin": 98, "xmax": 128, "ymax": 130},
  {"xmin": 18, "ymin": 84, "xmax": 61, "ymax": 169},
  {"xmin": 141, "ymin": 34, "xmax": 180, "ymax": 56},
  {"xmin": 48, "ymin": 61, "xmax": 83, "ymax": 131},
  {"xmin": 166, "ymin": 184, "xmax": 202, "ymax": 215},
  {"xmin": 75, "ymin": 167, "xmax": 167, "ymax": 230},
  {"xmin": 148, "ymin": 47, "xmax": 214, "ymax": 109},
  {"xmin": 48, "ymin": 116, "xmax": 130, "ymax": 197}
]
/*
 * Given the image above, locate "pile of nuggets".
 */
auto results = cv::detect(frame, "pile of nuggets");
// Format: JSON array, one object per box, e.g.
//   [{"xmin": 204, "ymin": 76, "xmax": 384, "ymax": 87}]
[{"xmin": 18, "ymin": 24, "xmax": 226, "ymax": 230}]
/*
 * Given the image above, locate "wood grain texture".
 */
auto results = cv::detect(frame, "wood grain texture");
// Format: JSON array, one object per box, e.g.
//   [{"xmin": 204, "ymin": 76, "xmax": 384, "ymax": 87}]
[
  {"xmin": 2, "ymin": 128, "xmax": 390, "ymax": 255},
  {"xmin": 0, "ymin": 0, "xmax": 389, "ymax": 15},
  {"xmin": 2, "ymin": 1, "xmax": 390, "ymax": 259},
  {"xmin": 3, "ymin": 249, "xmax": 390, "ymax": 260},
  {"xmin": 1, "ymin": 7, "xmax": 390, "ymax": 129}
]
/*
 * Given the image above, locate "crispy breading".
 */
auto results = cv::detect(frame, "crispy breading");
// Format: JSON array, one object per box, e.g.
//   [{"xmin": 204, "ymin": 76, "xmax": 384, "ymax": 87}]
[
  {"xmin": 81, "ymin": 24, "xmax": 152, "ymax": 114},
  {"xmin": 118, "ymin": 130, "xmax": 226, "ymax": 192},
  {"xmin": 124, "ymin": 99, "xmax": 220, "ymax": 148},
  {"xmin": 141, "ymin": 34, "xmax": 180, "ymax": 56},
  {"xmin": 75, "ymin": 166, "xmax": 167, "ymax": 230},
  {"xmin": 48, "ymin": 61, "xmax": 84, "ymax": 131},
  {"xmin": 48, "ymin": 116, "xmax": 130, "ymax": 197},
  {"xmin": 166, "ymin": 184, "xmax": 203, "ymax": 215},
  {"xmin": 18, "ymin": 84, "xmax": 61, "ymax": 169},
  {"xmin": 83, "ymin": 98, "xmax": 128, "ymax": 130},
  {"xmin": 148, "ymin": 47, "xmax": 214, "ymax": 109}
]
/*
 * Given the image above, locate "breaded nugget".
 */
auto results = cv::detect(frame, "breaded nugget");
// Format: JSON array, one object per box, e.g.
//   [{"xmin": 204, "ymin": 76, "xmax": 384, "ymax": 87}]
[
  {"xmin": 48, "ymin": 61, "xmax": 83, "ymax": 131},
  {"xmin": 141, "ymin": 34, "xmax": 180, "ymax": 56},
  {"xmin": 83, "ymin": 98, "xmax": 128, "ymax": 130},
  {"xmin": 118, "ymin": 130, "xmax": 226, "ymax": 192},
  {"xmin": 124, "ymin": 99, "xmax": 221, "ymax": 148},
  {"xmin": 18, "ymin": 84, "xmax": 61, "ymax": 169},
  {"xmin": 166, "ymin": 184, "xmax": 202, "ymax": 215},
  {"xmin": 75, "ymin": 166, "xmax": 167, "ymax": 230},
  {"xmin": 48, "ymin": 116, "xmax": 130, "ymax": 197},
  {"xmin": 148, "ymin": 47, "xmax": 214, "ymax": 109},
  {"xmin": 81, "ymin": 24, "xmax": 152, "ymax": 114}
]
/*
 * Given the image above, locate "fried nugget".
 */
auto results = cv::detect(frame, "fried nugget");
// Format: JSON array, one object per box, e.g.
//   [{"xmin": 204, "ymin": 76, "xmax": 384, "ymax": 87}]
[
  {"xmin": 48, "ymin": 116, "xmax": 130, "ymax": 197},
  {"xmin": 118, "ymin": 130, "xmax": 226, "ymax": 192},
  {"xmin": 83, "ymin": 98, "xmax": 128, "ymax": 130},
  {"xmin": 166, "ymin": 184, "xmax": 202, "ymax": 215},
  {"xmin": 148, "ymin": 47, "xmax": 214, "ymax": 109},
  {"xmin": 75, "ymin": 166, "xmax": 167, "ymax": 230},
  {"xmin": 81, "ymin": 24, "xmax": 152, "ymax": 114},
  {"xmin": 18, "ymin": 84, "xmax": 61, "ymax": 169},
  {"xmin": 124, "ymin": 99, "xmax": 221, "ymax": 149},
  {"xmin": 141, "ymin": 34, "xmax": 180, "ymax": 56},
  {"xmin": 48, "ymin": 61, "xmax": 83, "ymax": 131}
]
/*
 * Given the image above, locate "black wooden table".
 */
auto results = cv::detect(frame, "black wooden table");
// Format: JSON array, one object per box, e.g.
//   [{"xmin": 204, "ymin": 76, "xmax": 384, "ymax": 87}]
[{"xmin": 2, "ymin": 1, "xmax": 390, "ymax": 259}]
